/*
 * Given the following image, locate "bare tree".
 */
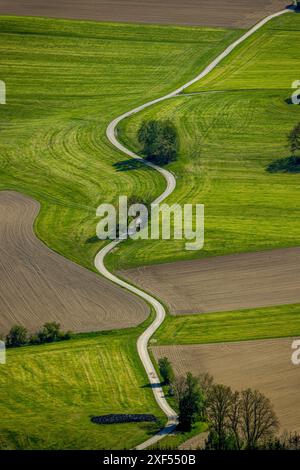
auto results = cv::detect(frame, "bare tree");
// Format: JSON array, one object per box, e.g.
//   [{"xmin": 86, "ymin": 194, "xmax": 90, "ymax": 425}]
[
  {"xmin": 172, "ymin": 375, "xmax": 187, "ymax": 403},
  {"xmin": 198, "ymin": 372, "xmax": 214, "ymax": 395},
  {"xmin": 206, "ymin": 384, "xmax": 235, "ymax": 449},
  {"xmin": 239, "ymin": 389, "xmax": 279, "ymax": 449},
  {"xmin": 198, "ymin": 372, "xmax": 214, "ymax": 421},
  {"xmin": 227, "ymin": 391, "xmax": 242, "ymax": 450}
]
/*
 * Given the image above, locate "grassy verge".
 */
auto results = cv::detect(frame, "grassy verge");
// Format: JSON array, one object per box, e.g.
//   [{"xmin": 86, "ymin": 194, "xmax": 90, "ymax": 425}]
[{"xmin": 154, "ymin": 304, "xmax": 300, "ymax": 345}]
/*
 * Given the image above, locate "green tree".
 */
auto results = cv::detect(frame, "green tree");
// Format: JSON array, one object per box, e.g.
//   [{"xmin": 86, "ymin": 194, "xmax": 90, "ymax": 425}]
[
  {"xmin": 6, "ymin": 325, "xmax": 28, "ymax": 347},
  {"xmin": 173, "ymin": 372, "xmax": 204, "ymax": 430},
  {"xmin": 138, "ymin": 120, "xmax": 178, "ymax": 165},
  {"xmin": 158, "ymin": 357, "xmax": 174, "ymax": 385}
]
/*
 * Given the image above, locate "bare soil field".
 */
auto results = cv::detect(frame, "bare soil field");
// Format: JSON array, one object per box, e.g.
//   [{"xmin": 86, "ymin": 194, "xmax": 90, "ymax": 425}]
[
  {"xmin": 0, "ymin": 0, "xmax": 288, "ymax": 28},
  {"xmin": 153, "ymin": 337, "xmax": 300, "ymax": 434},
  {"xmin": 0, "ymin": 191, "xmax": 149, "ymax": 334},
  {"xmin": 122, "ymin": 248, "xmax": 300, "ymax": 315}
]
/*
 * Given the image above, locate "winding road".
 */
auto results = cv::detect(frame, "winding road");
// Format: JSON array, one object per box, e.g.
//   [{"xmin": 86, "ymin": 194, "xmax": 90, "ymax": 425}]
[{"xmin": 95, "ymin": 7, "xmax": 291, "ymax": 450}]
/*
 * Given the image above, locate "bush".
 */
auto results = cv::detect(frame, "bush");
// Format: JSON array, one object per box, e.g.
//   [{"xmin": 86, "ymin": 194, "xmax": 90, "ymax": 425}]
[
  {"xmin": 37, "ymin": 322, "xmax": 64, "ymax": 343},
  {"xmin": 6, "ymin": 325, "xmax": 28, "ymax": 348},
  {"xmin": 6, "ymin": 322, "xmax": 71, "ymax": 347},
  {"xmin": 138, "ymin": 120, "xmax": 178, "ymax": 165},
  {"xmin": 262, "ymin": 432, "xmax": 300, "ymax": 450}
]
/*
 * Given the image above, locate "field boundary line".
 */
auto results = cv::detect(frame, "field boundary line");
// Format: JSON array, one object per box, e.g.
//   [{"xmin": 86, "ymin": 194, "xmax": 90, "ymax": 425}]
[{"xmin": 95, "ymin": 7, "xmax": 291, "ymax": 450}]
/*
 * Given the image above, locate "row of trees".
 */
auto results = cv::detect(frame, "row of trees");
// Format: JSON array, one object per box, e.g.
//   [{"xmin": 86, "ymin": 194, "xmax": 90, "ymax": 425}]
[
  {"xmin": 3, "ymin": 322, "xmax": 71, "ymax": 348},
  {"xmin": 138, "ymin": 120, "xmax": 178, "ymax": 165},
  {"xmin": 204, "ymin": 383, "xmax": 278, "ymax": 450},
  {"xmin": 158, "ymin": 357, "xmax": 298, "ymax": 450}
]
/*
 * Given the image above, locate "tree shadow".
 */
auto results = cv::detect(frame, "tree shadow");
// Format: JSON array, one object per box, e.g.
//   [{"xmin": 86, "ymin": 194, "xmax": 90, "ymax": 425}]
[
  {"xmin": 286, "ymin": 4, "xmax": 300, "ymax": 12},
  {"xmin": 113, "ymin": 155, "xmax": 176, "ymax": 172},
  {"xmin": 113, "ymin": 158, "xmax": 150, "ymax": 172},
  {"xmin": 85, "ymin": 235, "xmax": 100, "ymax": 244},
  {"xmin": 266, "ymin": 155, "xmax": 300, "ymax": 173},
  {"xmin": 141, "ymin": 382, "xmax": 164, "ymax": 389}
]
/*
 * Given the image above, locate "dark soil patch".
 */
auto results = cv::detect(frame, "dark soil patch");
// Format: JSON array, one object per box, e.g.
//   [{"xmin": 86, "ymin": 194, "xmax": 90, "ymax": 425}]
[{"xmin": 91, "ymin": 414, "xmax": 157, "ymax": 425}]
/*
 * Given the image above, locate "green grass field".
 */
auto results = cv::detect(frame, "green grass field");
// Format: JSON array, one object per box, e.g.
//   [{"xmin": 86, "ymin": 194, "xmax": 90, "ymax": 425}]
[
  {"xmin": 112, "ymin": 13, "xmax": 300, "ymax": 269},
  {"xmin": 0, "ymin": 320, "xmax": 166, "ymax": 450},
  {"xmin": 0, "ymin": 16, "xmax": 240, "ymax": 271},
  {"xmin": 0, "ymin": 15, "xmax": 243, "ymax": 451},
  {"xmin": 187, "ymin": 13, "xmax": 300, "ymax": 92},
  {"xmin": 2, "ymin": 12, "xmax": 300, "ymax": 451},
  {"xmin": 154, "ymin": 303, "xmax": 300, "ymax": 345}
]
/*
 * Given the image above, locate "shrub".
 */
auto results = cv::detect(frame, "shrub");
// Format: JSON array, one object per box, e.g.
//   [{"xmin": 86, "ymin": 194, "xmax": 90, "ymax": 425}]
[
  {"xmin": 6, "ymin": 322, "xmax": 71, "ymax": 347},
  {"xmin": 6, "ymin": 325, "xmax": 28, "ymax": 348},
  {"xmin": 37, "ymin": 322, "xmax": 71, "ymax": 343}
]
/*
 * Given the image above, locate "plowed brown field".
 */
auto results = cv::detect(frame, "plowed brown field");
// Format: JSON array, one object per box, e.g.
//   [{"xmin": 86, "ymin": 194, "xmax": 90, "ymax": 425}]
[
  {"xmin": 0, "ymin": 0, "xmax": 288, "ymax": 28},
  {"xmin": 153, "ymin": 337, "xmax": 300, "ymax": 434},
  {"xmin": 0, "ymin": 191, "xmax": 149, "ymax": 334},
  {"xmin": 123, "ymin": 248, "xmax": 300, "ymax": 315}
]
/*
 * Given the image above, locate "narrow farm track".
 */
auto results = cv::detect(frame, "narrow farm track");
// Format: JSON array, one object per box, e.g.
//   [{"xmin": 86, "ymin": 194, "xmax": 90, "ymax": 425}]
[{"xmin": 95, "ymin": 7, "xmax": 291, "ymax": 450}]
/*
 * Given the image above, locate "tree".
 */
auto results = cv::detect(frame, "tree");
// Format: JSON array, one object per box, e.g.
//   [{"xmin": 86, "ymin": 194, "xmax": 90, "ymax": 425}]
[
  {"xmin": 206, "ymin": 384, "xmax": 236, "ymax": 450},
  {"xmin": 36, "ymin": 322, "xmax": 70, "ymax": 344},
  {"xmin": 138, "ymin": 120, "xmax": 178, "ymax": 165},
  {"xmin": 205, "ymin": 386, "xmax": 279, "ymax": 450},
  {"xmin": 158, "ymin": 357, "xmax": 174, "ymax": 385},
  {"xmin": 173, "ymin": 373, "xmax": 204, "ymax": 430},
  {"xmin": 6, "ymin": 325, "xmax": 28, "ymax": 347},
  {"xmin": 227, "ymin": 391, "xmax": 242, "ymax": 450},
  {"xmin": 288, "ymin": 122, "xmax": 300, "ymax": 155},
  {"xmin": 197, "ymin": 372, "xmax": 214, "ymax": 422},
  {"xmin": 239, "ymin": 389, "xmax": 279, "ymax": 449}
]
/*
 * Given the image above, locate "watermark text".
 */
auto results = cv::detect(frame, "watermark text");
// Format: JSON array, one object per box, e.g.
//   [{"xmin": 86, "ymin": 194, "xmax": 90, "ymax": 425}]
[{"xmin": 96, "ymin": 196, "xmax": 204, "ymax": 251}]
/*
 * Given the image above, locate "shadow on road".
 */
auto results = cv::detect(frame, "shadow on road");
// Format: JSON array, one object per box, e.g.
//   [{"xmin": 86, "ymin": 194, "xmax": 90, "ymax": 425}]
[{"xmin": 113, "ymin": 158, "xmax": 150, "ymax": 172}]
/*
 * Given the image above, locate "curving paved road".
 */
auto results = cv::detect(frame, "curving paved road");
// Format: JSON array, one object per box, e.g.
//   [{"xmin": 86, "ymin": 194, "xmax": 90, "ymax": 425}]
[{"xmin": 95, "ymin": 7, "xmax": 291, "ymax": 450}]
